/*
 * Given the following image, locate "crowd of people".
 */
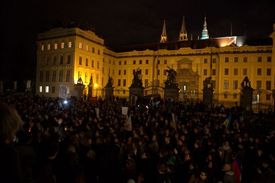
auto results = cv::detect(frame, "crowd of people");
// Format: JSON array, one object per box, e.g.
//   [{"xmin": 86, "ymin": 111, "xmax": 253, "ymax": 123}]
[{"xmin": 0, "ymin": 93, "xmax": 275, "ymax": 183}]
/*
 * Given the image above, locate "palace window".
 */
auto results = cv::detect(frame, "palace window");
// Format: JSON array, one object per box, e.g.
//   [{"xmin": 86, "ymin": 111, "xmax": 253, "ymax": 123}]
[
  {"xmin": 234, "ymin": 68, "xmax": 238, "ymax": 76},
  {"xmin": 224, "ymin": 68, "xmax": 229, "ymax": 75},
  {"xmin": 203, "ymin": 69, "xmax": 207, "ymax": 76},
  {"xmin": 86, "ymin": 58, "xmax": 88, "ymax": 66},
  {"xmin": 66, "ymin": 70, "xmax": 71, "ymax": 82},
  {"xmin": 145, "ymin": 69, "xmax": 148, "ymax": 75},
  {"xmin": 234, "ymin": 57, "xmax": 238, "ymax": 63},
  {"xmin": 118, "ymin": 79, "xmax": 121, "ymax": 86},
  {"xmin": 256, "ymin": 80, "xmax": 262, "ymax": 89},
  {"xmin": 139, "ymin": 60, "xmax": 142, "ymax": 64},
  {"xmin": 68, "ymin": 41, "xmax": 72, "ymax": 48},
  {"xmin": 225, "ymin": 57, "xmax": 229, "ymax": 63},
  {"xmin": 164, "ymin": 60, "xmax": 167, "ymax": 64},
  {"xmin": 67, "ymin": 55, "xmax": 71, "ymax": 64},
  {"xmin": 257, "ymin": 68, "xmax": 262, "ymax": 75},
  {"xmin": 47, "ymin": 44, "xmax": 51, "ymax": 50},
  {"xmin": 212, "ymin": 69, "xmax": 216, "ymax": 76},
  {"xmin": 233, "ymin": 80, "xmax": 238, "ymax": 90},
  {"xmin": 52, "ymin": 71, "xmax": 56, "ymax": 82},
  {"xmin": 243, "ymin": 68, "xmax": 247, "ymax": 76},
  {"xmin": 54, "ymin": 43, "xmax": 58, "ymax": 50},
  {"xmin": 39, "ymin": 86, "xmax": 43, "ymax": 93},
  {"xmin": 224, "ymin": 80, "xmax": 229, "ymax": 90},
  {"xmin": 79, "ymin": 42, "xmax": 82, "ymax": 49},
  {"xmin": 257, "ymin": 57, "xmax": 262, "ymax": 62},
  {"xmin": 61, "ymin": 42, "xmax": 64, "ymax": 49},
  {"xmin": 60, "ymin": 55, "xmax": 63, "ymax": 65},
  {"xmin": 123, "ymin": 79, "xmax": 126, "ymax": 86},
  {"xmin": 45, "ymin": 86, "xmax": 49, "ymax": 93},
  {"xmin": 146, "ymin": 60, "xmax": 149, "ymax": 64},
  {"xmin": 41, "ymin": 44, "xmax": 44, "ymax": 51},
  {"xmin": 204, "ymin": 58, "xmax": 208, "ymax": 64},
  {"xmin": 133, "ymin": 60, "xmax": 136, "ymax": 64},
  {"xmin": 243, "ymin": 57, "xmax": 247, "ymax": 62},
  {"xmin": 267, "ymin": 68, "xmax": 271, "ymax": 76},
  {"xmin": 267, "ymin": 56, "xmax": 271, "ymax": 62},
  {"xmin": 118, "ymin": 70, "xmax": 121, "ymax": 75},
  {"xmin": 124, "ymin": 70, "xmax": 126, "ymax": 75},
  {"xmin": 266, "ymin": 81, "xmax": 271, "ymax": 90},
  {"xmin": 212, "ymin": 58, "xmax": 216, "ymax": 63},
  {"xmin": 59, "ymin": 70, "xmax": 63, "ymax": 82},
  {"xmin": 79, "ymin": 56, "xmax": 82, "ymax": 65}
]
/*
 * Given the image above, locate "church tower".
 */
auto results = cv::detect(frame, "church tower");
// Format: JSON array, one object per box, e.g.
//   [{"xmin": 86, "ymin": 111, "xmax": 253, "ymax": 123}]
[
  {"xmin": 200, "ymin": 17, "xmax": 209, "ymax": 40},
  {"xmin": 179, "ymin": 16, "xmax": 188, "ymax": 41},
  {"xmin": 160, "ymin": 20, "xmax": 167, "ymax": 43}
]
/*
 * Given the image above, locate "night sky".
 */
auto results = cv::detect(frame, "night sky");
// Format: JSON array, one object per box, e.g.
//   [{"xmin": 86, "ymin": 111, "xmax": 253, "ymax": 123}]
[{"xmin": 1, "ymin": 0, "xmax": 274, "ymax": 81}]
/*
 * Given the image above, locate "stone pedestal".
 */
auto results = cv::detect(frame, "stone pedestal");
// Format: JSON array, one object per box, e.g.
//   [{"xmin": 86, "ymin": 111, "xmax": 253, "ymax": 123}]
[
  {"xmin": 164, "ymin": 87, "xmax": 179, "ymax": 100},
  {"xmin": 104, "ymin": 87, "xmax": 114, "ymax": 100},
  {"xmin": 73, "ymin": 84, "xmax": 85, "ymax": 99},
  {"xmin": 203, "ymin": 88, "xmax": 214, "ymax": 107},
  {"xmin": 240, "ymin": 87, "xmax": 253, "ymax": 111},
  {"xmin": 129, "ymin": 87, "xmax": 144, "ymax": 106}
]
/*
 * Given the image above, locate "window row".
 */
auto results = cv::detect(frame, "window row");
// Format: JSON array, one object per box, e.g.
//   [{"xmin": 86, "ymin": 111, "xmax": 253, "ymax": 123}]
[
  {"xmin": 39, "ymin": 85, "xmax": 56, "ymax": 94},
  {"xmin": 41, "ymin": 42, "xmax": 73, "ymax": 51},
  {"xmin": 223, "ymin": 56, "xmax": 272, "ymax": 63},
  {"xmin": 118, "ymin": 59, "xmax": 168, "ymax": 65},
  {"xmin": 223, "ymin": 80, "xmax": 272, "ymax": 90},
  {"xmin": 78, "ymin": 42, "xmax": 101, "ymax": 55},
  {"xmin": 43, "ymin": 55, "xmax": 71, "ymax": 65},
  {"xmin": 203, "ymin": 68, "xmax": 272, "ymax": 76},
  {"xmin": 78, "ymin": 56, "xmax": 100, "ymax": 69},
  {"xmin": 39, "ymin": 70, "xmax": 71, "ymax": 83}
]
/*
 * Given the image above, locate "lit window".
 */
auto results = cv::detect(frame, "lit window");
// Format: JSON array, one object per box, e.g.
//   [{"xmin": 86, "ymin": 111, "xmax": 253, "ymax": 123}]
[
  {"xmin": 54, "ymin": 43, "xmax": 58, "ymax": 50},
  {"xmin": 61, "ymin": 42, "xmax": 64, "ymax": 49},
  {"xmin": 41, "ymin": 44, "xmax": 44, "ymax": 51},
  {"xmin": 79, "ymin": 42, "xmax": 82, "ymax": 49},
  {"xmin": 68, "ymin": 41, "xmax": 72, "ymax": 48},
  {"xmin": 45, "ymin": 86, "xmax": 49, "ymax": 93},
  {"xmin": 39, "ymin": 86, "xmax": 43, "ymax": 93},
  {"xmin": 47, "ymin": 44, "xmax": 51, "ymax": 50},
  {"xmin": 86, "ymin": 45, "xmax": 89, "ymax": 51}
]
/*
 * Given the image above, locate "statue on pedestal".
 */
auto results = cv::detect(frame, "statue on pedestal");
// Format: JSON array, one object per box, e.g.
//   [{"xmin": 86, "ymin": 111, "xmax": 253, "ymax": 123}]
[
  {"xmin": 240, "ymin": 76, "xmax": 253, "ymax": 111},
  {"xmin": 164, "ymin": 67, "xmax": 178, "ymax": 89}
]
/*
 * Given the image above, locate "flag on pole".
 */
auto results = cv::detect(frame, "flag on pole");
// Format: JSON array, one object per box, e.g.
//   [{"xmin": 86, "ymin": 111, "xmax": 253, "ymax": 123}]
[{"xmin": 223, "ymin": 113, "xmax": 232, "ymax": 128}]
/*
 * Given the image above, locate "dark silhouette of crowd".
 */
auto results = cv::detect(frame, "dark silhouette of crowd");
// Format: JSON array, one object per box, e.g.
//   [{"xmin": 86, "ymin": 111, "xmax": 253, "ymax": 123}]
[{"xmin": 0, "ymin": 93, "xmax": 274, "ymax": 183}]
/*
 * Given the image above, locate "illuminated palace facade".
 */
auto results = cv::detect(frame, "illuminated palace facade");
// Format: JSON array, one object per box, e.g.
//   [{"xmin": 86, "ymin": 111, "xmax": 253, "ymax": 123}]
[{"xmin": 36, "ymin": 18, "xmax": 275, "ymax": 107}]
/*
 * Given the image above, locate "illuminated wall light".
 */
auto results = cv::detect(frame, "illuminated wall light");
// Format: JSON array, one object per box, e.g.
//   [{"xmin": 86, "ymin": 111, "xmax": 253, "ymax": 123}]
[{"xmin": 39, "ymin": 86, "xmax": 43, "ymax": 92}]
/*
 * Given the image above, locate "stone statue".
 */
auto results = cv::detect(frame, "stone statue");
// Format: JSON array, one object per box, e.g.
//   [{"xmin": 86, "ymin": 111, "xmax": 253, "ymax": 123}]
[
  {"xmin": 164, "ymin": 67, "xmax": 178, "ymax": 88},
  {"xmin": 241, "ymin": 76, "xmax": 251, "ymax": 89},
  {"xmin": 105, "ymin": 75, "xmax": 113, "ymax": 88},
  {"xmin": 130, "ymin": 68, "xmax": 143, "ymax": 88},
  {"xmin": 203, "ymin": 77, "xmax": 213, "ymax": 90}
]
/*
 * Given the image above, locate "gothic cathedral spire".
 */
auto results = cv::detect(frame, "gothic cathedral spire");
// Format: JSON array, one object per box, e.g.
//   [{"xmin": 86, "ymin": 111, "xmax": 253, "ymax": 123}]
[
  {"xmin": 200, "ymin": 17, "xmax": 209, "ymax": 40},
  {"xmin": 160, "ymin": 20, "xmax": 167, "ymax": 43},
  {"xmin": 179, "ymin": 16, "xmax": 188, "ymax": 41}
]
